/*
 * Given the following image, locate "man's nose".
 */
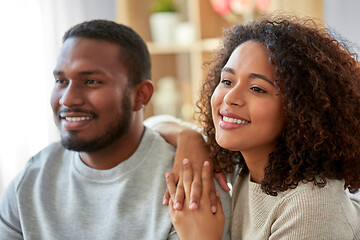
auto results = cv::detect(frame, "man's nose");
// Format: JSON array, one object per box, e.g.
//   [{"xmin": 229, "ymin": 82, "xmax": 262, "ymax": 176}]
[{"xmin": 59, "ymin": 83, "xmax": 84, "ymax": 107}]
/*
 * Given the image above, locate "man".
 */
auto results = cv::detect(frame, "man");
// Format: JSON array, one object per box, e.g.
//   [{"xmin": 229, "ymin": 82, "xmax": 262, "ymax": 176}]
[
  {"xmin": 0, "ymin": 20, "xmax": 177, "ymax": 239},
  {"xmin": 0, "ymin": 20, "xmax": 232, "ymax": 240}
]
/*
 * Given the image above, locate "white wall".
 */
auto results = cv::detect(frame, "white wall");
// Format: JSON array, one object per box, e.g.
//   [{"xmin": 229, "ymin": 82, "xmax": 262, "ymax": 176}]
[
  {"xmin": 324, "ymin": 0, "xmax": 360, "ymax": 54},
  {"xmin": 0, "ymin": 0, "xmax": 116, "ymax": 197}
]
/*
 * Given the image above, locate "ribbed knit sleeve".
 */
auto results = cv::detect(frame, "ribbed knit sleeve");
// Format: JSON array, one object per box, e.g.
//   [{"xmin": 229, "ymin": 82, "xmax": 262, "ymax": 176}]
[{"xmin": 231, "ymin": 174, "xmax": 360, "ymax": 239}]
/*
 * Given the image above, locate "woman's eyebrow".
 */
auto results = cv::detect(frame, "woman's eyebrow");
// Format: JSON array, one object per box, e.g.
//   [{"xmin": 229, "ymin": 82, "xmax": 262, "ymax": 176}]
[
  {"xmin": 249, "ymin": 73, "xmax": 274, "ymax": 85},
  {"xmin": 221, "ymin": 67, "xmax": 235, "ymax": 75},
  {"xmin": 221, "ymin": 67, "xmax": 275, "ymax": 86}
]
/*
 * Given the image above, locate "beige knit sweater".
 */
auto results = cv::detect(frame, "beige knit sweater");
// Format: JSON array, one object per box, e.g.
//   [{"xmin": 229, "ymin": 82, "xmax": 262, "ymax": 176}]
[{"xmin": 231, "ymin": 174, "xmax": 360, "ymax": 239}]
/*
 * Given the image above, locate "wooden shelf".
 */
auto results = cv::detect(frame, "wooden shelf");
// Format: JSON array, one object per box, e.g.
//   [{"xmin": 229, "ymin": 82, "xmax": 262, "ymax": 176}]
[
  {"xmin": 115, "ymin": 0, "xmax": 229, "ymax": 121},
  {"xmin": 147, "ymin": 38, "xmax": 221, "ymax": 55},
  {"xmin": 116, "ymin": 0, "xmax": 323, "ymax": 121}
]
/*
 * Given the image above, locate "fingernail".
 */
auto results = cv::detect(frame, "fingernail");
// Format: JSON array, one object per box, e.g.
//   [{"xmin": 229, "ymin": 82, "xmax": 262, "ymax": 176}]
[
  {"xmin": 189, "ymin": 202, "xmax": 198, "ymax": 210},
  {"xmin": 204, "ymin": 161, "xmax": 209, "ymax": 166},
  {"xmin": 174, "ymin": 202, "xmax": 181, "ymax": 210},
  {"xmin": 163, "ymin": 198, "xmax": 168, "ymax": 205},
  {"xmin": 212, "ymin": 205, "xmax": 217, "ymax": 213},
  {"xmin": 216, "ymin": 190, "xmax": 220, "ymax": 197},
  {"xmin": 183, "ymin": 158, "xmax": 189, "ymax": 165}
]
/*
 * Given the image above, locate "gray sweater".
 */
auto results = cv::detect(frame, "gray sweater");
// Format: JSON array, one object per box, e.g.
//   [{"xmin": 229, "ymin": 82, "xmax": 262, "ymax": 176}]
[{"xmin": 0, "ymin": 127, "xmax": 179, "ymax": 240}]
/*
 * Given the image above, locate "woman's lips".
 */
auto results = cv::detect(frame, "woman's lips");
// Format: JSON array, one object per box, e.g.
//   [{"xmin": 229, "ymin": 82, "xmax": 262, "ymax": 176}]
[{"xmin": 219, "ymin": 112, "xmax": 250, "ymax": 129}]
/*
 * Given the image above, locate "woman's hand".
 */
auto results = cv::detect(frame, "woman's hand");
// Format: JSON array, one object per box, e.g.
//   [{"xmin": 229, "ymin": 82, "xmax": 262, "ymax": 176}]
[
  {"xmin": 149, "ymin": 119, "xmax": 230, "ymax": 212},
  {"xmin": 165, "ymin": 129, "xmax": 219, "ymax": 211},
  {"xmin": 168, "ymin": 160, "xmax": 225, "ymax": 240}
]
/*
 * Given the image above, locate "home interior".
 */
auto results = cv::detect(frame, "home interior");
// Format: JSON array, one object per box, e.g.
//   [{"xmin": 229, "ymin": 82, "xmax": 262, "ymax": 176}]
[
  {"xmin": 0, "ymin": 0, "xmax": 359, "ymax": 198},
  {"xmin": 116, "ymin": 0, "xmax": 325, "ymax": 122}
]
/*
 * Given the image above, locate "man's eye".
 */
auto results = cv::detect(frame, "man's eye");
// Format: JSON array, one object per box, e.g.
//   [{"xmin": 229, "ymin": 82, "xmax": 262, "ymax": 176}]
[
  {"xmin": 86, "ymin": 79, "xmax": 101, "ymax": 84},
  {"xmin": 220, "ymin": 79, "xmax": 232, "ymax": 86},
  {"xmin": 55, "ymin": 79, "xmax": 67, "ymax": 84},
  {"xmin": 250, "ymin": 86, "xmax": 266, "ymax": 93}
]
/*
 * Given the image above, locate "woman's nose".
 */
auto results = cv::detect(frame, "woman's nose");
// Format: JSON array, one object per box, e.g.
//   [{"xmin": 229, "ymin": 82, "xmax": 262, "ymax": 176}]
[{"xmin": 223, "ymin": 84, "xmax": 246, "ymax": 107}]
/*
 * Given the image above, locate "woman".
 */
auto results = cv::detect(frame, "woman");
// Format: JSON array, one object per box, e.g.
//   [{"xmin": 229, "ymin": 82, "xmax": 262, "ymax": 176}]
[{"xmin": 159, "ymin": 15, "xmax": 360, "ymax": 239}]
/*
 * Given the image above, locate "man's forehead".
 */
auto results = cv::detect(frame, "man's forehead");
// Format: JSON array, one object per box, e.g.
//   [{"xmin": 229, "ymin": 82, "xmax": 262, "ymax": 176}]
[
  {"xmin": 60, "ymin": 37, "xmax": 121, "ymax": 55},
  {"xmin": 57, "ymin": 38, "xmax": 123, "ymax": 65}
]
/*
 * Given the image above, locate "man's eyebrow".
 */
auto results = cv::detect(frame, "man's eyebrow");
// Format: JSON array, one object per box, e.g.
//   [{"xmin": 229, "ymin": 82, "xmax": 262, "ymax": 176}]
[
  {"xmin": 53, "ymin": 70, "xmax": 63, "ymax": 76},
  {"xmin": 249, "ymin": 73, "xmax": 274, "ymax": 85},
  {"xmin": 52, "ymin": 70, "xmax": 106, "ymax": 76},
  {"xmin": 221, "ymin": 67, "xmax": 235, "ymax": 75},
  {"xmin": 77, "ymin": 70, "xmax": 106, "ymax": 75}
]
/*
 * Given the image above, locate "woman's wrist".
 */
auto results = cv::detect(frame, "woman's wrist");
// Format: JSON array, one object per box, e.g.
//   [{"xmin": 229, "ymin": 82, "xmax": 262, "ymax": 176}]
[{"xmin": 177, "ymin": 128, "xmax": 205, "ymax": 147}]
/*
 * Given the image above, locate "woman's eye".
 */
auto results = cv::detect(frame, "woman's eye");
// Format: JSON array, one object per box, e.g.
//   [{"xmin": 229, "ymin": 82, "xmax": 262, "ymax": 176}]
[
  {"xmin": 250, "ymin": 86, "xmax": 266, "ymax": 93},
  {"xmin": 220, "ymin": 79, "xmax": 232, "ymax": 86}
]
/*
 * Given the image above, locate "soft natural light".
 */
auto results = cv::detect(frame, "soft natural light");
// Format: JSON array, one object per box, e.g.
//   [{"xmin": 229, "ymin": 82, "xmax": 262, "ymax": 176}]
[
  {"xmin": 0, "ymin": 0, "xmax": 116, "ymax": 197},
  {"xmin": 0, "ymin": 0, "xmax": 58, "ymax": 196},
  {"xmin": 0, "ymin": 0, "xmax": 358, "ymax": 198}
]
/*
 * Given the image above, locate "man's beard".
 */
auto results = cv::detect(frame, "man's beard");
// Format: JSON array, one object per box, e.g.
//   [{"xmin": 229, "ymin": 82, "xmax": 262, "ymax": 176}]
[{"xmin": 60, "ymin": 90, "xmax": 132, "ymax": 152}]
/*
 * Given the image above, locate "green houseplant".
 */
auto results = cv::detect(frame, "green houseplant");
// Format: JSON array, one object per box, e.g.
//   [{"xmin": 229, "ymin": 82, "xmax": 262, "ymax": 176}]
[
  {"xmin": 149, "ymin": 0, "xmax": 179, "ymax": 44},
  {"xmin": 151, "ymin": 0, "xmax": 177, "ymax": 13}
]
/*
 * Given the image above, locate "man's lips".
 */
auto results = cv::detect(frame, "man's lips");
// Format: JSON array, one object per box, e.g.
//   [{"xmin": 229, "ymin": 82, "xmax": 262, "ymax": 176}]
[
  {"xmin": 59, "ymin": 109, "xmax": 96, "ymax": 121},
  {"xmin": 62, "ymin": 116, "xmax": 93, "ymax": 122},
  {"xmin": 58, "ymin": 109, "xmax": 96, "ymax": 130}
]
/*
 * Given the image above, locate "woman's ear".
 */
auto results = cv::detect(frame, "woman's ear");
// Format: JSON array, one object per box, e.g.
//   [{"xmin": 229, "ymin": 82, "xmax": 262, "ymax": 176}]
[{"xmin": 133, "ymin": 80, "xmax": 154, "ymax": 111}]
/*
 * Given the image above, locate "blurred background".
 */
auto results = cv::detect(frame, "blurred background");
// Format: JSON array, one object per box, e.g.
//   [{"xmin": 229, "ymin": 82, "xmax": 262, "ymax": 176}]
[{"xmin": 0, "ymin": 0, "xmax": 359, "ymax": 197}]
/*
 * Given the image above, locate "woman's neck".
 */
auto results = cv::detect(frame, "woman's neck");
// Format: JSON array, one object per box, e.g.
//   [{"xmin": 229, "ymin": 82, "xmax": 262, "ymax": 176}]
[{"xmin": 241, "ymin": 148, "xmax": 272, "ymax": 184}]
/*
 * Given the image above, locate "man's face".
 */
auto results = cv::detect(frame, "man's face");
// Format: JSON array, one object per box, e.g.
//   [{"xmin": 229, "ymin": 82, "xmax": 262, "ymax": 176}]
[{"xmin": 51, "ymin": 37, "xmax": 133, "ymax": 152}]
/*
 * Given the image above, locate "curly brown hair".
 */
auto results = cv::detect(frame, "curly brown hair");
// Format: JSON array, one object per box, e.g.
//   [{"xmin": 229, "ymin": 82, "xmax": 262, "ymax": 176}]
[{"xmin": 196, "ymin": 15, "xmax": 360, "ymax": 196}]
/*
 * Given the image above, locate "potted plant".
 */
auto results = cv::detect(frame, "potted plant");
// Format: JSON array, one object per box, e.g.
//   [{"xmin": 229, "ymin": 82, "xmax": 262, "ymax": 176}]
[{"xmin": 149, "ymin": 0, "xmax": 179, "ymax": 44}]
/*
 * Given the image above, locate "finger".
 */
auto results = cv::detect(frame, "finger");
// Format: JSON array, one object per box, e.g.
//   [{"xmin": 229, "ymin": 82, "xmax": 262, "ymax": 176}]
[
  {"xmin": 182, "ymin": 158, "xmax": 193, "ymax": 197},
  {"xmin": 165, "ymin": 172, "xmax": 177, "ymax": 204},
  {"xmin": 202, "ymin": 161, "xmax": 212, "ymax": 194},
  {"xmin": 214, "ymin": 171, "xmax": 230, "ymax": 192},
  {"xmin": 172, "ymin": 155, "xmax": 182, "ymax": 183},
  {"xmin": 200, "ymin": 161, "xmax": 215, "ymax": 213},
  {"xmin": 168, "ymin": 198, "xmax": 175, "ymax": 220},
  {"xmin": 203, "ymin": 161, "xmax": 218, "ymax": 213},
  {"xmin": 174, "ymin": 175, "xmax": 185, "ymax": 210},
  {"xmin": 163, "ymin": 189, "xmax": 170, "ymax": 205},
  {"xmin": 189, "ymin": 156, "xmax": 203, "ymax": 211},
  {"xmin": 209, "ymin": 179, "xmax": 218, "ymax": 214},
  {"xmin": 189, "ymin": 174, "xmax": 201, "ymax": 210}
]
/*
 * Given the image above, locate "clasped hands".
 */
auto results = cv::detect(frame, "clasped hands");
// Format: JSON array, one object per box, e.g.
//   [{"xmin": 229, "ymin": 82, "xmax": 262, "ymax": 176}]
[
  {"xmin": 151, "ymin": 122, "xmax": 229, "ymax": 239},
  {"xmin": 165, "ymin": 159, "xmax": 226, "ymax": 240}
]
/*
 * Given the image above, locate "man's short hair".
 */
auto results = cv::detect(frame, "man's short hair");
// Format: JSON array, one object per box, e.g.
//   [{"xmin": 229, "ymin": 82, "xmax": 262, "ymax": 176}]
[{"xmin": 63, "ymin": 19, "xmax": 151, "ymax": 86}]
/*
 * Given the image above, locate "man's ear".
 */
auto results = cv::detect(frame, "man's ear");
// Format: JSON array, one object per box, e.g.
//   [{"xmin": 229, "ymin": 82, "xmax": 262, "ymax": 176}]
[{"xmin": 133, "ymin": 80, "xmax": 154, "ymax": 111}]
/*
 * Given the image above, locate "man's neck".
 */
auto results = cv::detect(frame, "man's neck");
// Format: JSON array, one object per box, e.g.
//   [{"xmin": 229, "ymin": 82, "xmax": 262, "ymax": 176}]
[{"xmin": 79, "ymin": 124, "xmax": 145, "ymax": 170}]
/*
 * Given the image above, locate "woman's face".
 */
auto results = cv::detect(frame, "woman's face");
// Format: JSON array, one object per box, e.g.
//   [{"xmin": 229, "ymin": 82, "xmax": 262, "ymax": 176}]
[{"xmin": 211, "ymin": 40, "xmax": 284, "ymax": 155}]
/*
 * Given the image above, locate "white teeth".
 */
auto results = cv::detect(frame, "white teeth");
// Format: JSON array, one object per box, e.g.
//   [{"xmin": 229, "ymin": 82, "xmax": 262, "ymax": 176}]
[
  {"xmin": 223, "ymin": 116, "xmax": 249, "ymax": 124},
  {"xmin": 65, "ymin": 117, "xmax": 92, "ymax": 122}
]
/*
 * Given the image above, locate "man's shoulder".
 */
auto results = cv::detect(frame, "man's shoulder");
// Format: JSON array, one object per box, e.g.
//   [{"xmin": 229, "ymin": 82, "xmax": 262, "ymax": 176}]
[
  {"xmin": 142, "ymin": 127, "xmax": 176, "ymax": 153},
  {"xmin": 28, "ymin": 142, "xmax": 68, "ymax": 167},
  {"xmin": 132, "ymin": 127, "xmax": 176, "ymax": 171},
  {"xmin": 14, "ymin": 142, "xmax": 70, "ymax": 186}
]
